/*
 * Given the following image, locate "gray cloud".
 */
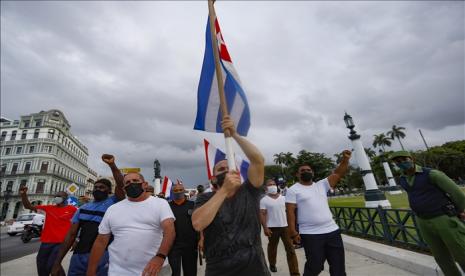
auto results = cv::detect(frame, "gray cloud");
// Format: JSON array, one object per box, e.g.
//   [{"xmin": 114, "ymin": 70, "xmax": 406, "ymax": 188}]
[{"xmin": 1, "ymin": 1, "xmax": 464, "ymax": 187}]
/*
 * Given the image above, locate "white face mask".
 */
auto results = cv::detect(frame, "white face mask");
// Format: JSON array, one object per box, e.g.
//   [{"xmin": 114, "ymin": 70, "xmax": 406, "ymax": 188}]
[
  {"xmin": 267, "ymin": 186, "xmax": 278, "ymax": 194},
  {"xmin": 54, "ymin": 197, "xmax": 64, "ymax": 205}
]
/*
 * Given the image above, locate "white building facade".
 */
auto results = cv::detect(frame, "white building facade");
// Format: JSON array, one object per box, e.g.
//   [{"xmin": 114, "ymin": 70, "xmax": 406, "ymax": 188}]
[
  {"xmin": 86, "ymin": 168, "xmax": 99, "ymax": 198},
  {"xmin": 0, "ymin": 110, "xmax": 89, "ymax": 221}
]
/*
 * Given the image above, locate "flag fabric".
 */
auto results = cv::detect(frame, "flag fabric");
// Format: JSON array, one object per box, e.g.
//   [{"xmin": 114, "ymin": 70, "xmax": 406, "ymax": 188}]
[
  {"xmin": 161, "ymin": 176, "xmax": 173, "ymax": 199},
  {"xmin": 203, "ymin": 139, "xmax": 249, "ymax": 183},
  {"xmin": 194, "ymin": 17, "xmax": 251, "ymax": 136}
]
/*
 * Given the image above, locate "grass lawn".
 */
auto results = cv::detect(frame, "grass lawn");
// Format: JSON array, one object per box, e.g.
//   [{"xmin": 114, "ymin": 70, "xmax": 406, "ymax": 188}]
[{"xmin": 328, "ymin": 187, "xmax": 465, "ymax": 209}]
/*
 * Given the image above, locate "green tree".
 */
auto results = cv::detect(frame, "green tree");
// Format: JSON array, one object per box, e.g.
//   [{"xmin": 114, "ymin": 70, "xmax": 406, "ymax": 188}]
[
  {"xmin": 264, "ymin": 165, "xmax": 283, "ymax": 181},
  {"xmin": 290, "ymin": 150, "xmax": 335, "ymax": 181},
  {"xmin": 387, "ymin": 125, "xmax": 406, "ymax": 150},
  {"xmin": 373, "ymin": 133, "xmax": 392, "ymax": 152},
  {"xmin": 364, "ymin": 147, "xmax": 376, "ymax": 161}
]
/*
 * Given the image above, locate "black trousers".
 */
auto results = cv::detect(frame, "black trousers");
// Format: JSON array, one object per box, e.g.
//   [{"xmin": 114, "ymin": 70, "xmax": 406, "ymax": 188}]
[
  {"xmin": 36, "ymin": 243, "xmax": 64, "ymax": 276},
  {"xmin": 168, "ymin": 247, "xmax": 198, "ymax": 276},
  {"xmin": 301, "ymin": 229, "xmax": 346, "ymax": 276}
]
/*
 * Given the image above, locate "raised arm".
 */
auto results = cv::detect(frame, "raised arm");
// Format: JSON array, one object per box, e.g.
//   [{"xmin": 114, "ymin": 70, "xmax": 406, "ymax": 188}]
[
  {"xmin": 102, "ymin": 154, "xmax": 125, "ymax": 200},
  {"xmin": 19, "ymin": 186, "xmax": 37, "ymax": 212},
  {"xmin": 51, "ymin": 223, "xmax": 79, "ymax": 276},
  {"xmin": 87, "ymin": 234, "xmax": 111, "ymax": 276},
  {"xmin": 192, "ymin": 172, "xmax": 241, "ymax": 231},
  {"xmin": 328, "ymin": 150, "xmax": 352, "ymax": 189},
  {"xmin": 222, "ymin": 116, "xmax": 265, "ymax": 188},
  {"xmin": 142, "ymin": 218, "xmax": 176, "ymax": 276}
]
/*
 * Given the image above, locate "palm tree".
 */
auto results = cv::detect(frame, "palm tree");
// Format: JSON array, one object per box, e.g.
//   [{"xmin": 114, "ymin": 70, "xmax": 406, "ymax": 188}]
[
  {"xmin": 373, "ymin": 133, "xmax": 392, "ymax": 152},
  {"xmin": 273, "ymin": 152, "xmax": 286, "ymax": 177},
  {"xmin": 364, "ymin": 147, "xmax": 376, "ymax": 160},
  {"xmin": 387, "ymin": 125, "xmax": 406, "ymax": 150}
]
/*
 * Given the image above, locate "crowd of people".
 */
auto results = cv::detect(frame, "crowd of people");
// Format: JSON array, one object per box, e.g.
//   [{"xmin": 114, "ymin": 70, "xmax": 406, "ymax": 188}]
[{"xmin": 17, "ymin": 116, "xmax": 465, "ymax": 276}]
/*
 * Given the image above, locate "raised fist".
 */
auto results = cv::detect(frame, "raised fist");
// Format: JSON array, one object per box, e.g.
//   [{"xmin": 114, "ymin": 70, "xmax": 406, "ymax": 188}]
[
  {"xmin": 101, "ymin": 154, "xmax": 115, "ymax": 165},
  {"xmin": 342, "ymin": 150, "xmax": 352, "ymax": 160},
  {"xmin": 19, "ymin": 186, "xmax": 28, "ymax": 194}
]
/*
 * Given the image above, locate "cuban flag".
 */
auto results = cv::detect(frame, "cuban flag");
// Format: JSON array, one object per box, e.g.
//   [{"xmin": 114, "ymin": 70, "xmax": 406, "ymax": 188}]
[
  {"xmin": 161, "ymin": 176, "xmax": 173, "ymax": 199},
  {"xmin": 204, "ymin": 139, "xmax": 249, "ymax": 183},
  {"xmin": 194, "ymin": 17, "xmax": 251, "ymax": 136}
]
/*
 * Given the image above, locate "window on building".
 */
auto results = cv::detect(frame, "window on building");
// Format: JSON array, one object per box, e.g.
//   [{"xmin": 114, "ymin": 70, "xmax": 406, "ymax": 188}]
[
  {"xmin": 21, "ymin": 130, "xmax": 27, "ymax": 139},
  {"xmin": 44, "ymin": 145, "xmax": 52, "ymax": 153},
  {"xmin": 23, "ymin": 120, "xmax": 30, "ymax": 128},
  {"xmin": 0, "ymin": 131, "xmax": 6, "ymax": 141},
  {"xmin": 35, "ymin": 120, "xmax": 42, "ymax": 127},
  {"xmin": 36, "ymin": 180, "xmax": 45, "ymax": 194},
  {"xmin": 0, "ymin": 164, "xmax": 6, "ymax": 176},
  {"xmin": 29, "ymin": 145, "xmax": 35, "ymax": 153},
  {"xmin": 15, "ymin": 146, "xmax": 22, "ymax": 154},
  {"xmin": 10, "ymin": 131, "xmax": 16, "ymax": 141},
  {"xmin": 40, "ymin": 161, "xmax": 49, "ymax": 173},
  {"xmin": 20, "ymin": 179, "xmax": 27, "ymax": 188},
  {"xmin": 5, "ymin": 147, "xmax": 11, "ymax": 155},
  {"xmin": 33, "ymin": 129, "xmax": 40, "ymax": 139},
  {"xmin": 24, "ymin": 162, "xmax": 31, "ymax": 173},
  {"xmin": 53, "ymin": 164, "xmax": 56, "ymax": 173},
  {"xmin": 11, "ymin": 163, "xmax": 18, "ymax": 174},
  {"xmin": 47, "ymin": 129, "xmax": 55, "ymax": 139},
  {"xmin": 6, "ymin": 181, "xmax": 13, "ymax": 192}
]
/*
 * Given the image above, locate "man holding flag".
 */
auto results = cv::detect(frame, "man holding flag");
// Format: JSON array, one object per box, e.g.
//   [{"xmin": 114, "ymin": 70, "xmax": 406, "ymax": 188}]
[
  {"xmin": 192, "ymin": 116, "xmax": 269, "ymax": 276},
  {"xmin": 192, "ymin": 1, "xmax": 268, "ymax": 274}
]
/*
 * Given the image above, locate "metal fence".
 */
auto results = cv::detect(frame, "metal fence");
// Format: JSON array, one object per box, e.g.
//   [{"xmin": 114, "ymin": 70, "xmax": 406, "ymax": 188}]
[{"xmin": 330, "ymin": 206, "xmax": 430, "ymax": 252}]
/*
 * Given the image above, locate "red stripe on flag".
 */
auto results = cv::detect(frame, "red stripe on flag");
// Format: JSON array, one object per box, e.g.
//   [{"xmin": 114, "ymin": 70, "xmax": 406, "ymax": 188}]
[
  {"xmin": 204, "ymin": 139, "xmax": 213, "ymax": 180},
  {"xmin": 214, "ymin": 18, "xmax": 232, "ymax": 63},
  {"xmin": 162, "ymin": 176, "xmax": 168, "ymax": 194}
]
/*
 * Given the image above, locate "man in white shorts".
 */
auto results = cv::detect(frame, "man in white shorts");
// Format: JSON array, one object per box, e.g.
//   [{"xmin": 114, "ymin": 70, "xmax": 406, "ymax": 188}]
[
  {"xmin": 87, "ymin": 172, "xmax": 175, "ymax": 276},
  {"xmin": 286, "ymin": 150, "xmax": 351, "ymax": 276}
]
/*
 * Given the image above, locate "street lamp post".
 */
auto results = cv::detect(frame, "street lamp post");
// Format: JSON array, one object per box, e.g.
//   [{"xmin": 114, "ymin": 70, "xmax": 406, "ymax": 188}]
[
  {"xmin": 343, "ymin": 113, "xmax": 391, "ymax": 208},
  {"xmin": 379, "ymin": 149, "xmax": 402, "ymax": 195}
]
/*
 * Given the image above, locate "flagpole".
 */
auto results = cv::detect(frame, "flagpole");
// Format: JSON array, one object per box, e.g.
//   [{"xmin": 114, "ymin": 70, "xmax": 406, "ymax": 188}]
[{"xmin": 208, "ymin": 0, "xmax": 236, "ymax": 171}]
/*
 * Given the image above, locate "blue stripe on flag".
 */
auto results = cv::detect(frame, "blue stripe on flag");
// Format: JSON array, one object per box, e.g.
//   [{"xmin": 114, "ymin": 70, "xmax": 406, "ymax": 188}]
[
  {"xmin": 214, "ymin": 149, "xmax": 226, "ymax": 166},
  {"xmin": 194, "ymin": 18, "xmax": 251, "ymax": 136},
  {"xmin": 194, "ymin": 20, "xmax": 215, "ymax": 132}
]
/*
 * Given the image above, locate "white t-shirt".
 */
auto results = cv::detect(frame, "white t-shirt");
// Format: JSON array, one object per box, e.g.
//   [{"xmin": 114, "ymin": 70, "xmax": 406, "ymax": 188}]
[
  {"xmin": 260, "ymin": 194, "xmax": 288, "ymax": 227},
  {"xmin": 285, "ymin": 178, "xmax": 338, "ymax": 234},
  {"xmin": 99, "ymin": 196, "xmax": 175, "ymax": 275}
]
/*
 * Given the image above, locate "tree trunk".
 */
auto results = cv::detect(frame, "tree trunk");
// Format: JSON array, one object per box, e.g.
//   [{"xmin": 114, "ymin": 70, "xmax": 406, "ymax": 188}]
[{"xmin": 397, "ymin": 136, "xmax": 405, "ymax": 150}]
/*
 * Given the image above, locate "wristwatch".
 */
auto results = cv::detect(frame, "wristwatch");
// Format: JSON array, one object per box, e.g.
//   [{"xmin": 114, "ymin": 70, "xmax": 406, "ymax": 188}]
[{"xmin": 156, "ymin": 253, "xmax": 167, "ymax": 260}]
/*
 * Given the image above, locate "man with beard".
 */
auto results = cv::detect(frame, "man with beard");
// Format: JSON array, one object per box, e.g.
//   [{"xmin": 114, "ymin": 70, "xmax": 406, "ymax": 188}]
[
  {"xmin": 87, "ymin": 172, "xmax": 175, "ymax": 276},
  {"xmin": 51, "ymin": 154, "xmax": 125, "ymax": 276},
  {"xmin": 286, "ymin": 150, "xmax": 351, "ymax": 276},
  {"xmin": 168, "ymin": 182, "xmax": 198, "ymax": 276},
  {"xmin": 19, "ymin": 188, "xmax": 77, "ymax": 276},
  {"xmin": 192, "ymin": 116, "xmax": 269, "ymax": 276}
]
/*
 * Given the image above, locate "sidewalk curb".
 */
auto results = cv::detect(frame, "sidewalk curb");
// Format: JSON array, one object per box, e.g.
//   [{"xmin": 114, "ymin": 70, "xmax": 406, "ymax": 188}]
[{"xmin": 342, "ymin": 234, "xmax": 443, "ymax": 276}]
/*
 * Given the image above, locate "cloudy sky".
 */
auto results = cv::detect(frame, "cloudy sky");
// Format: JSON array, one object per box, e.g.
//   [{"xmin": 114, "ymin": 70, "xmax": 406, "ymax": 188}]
[{"xmin": 1, "ymin": 1, "xmax": 464, "ymax": 187}]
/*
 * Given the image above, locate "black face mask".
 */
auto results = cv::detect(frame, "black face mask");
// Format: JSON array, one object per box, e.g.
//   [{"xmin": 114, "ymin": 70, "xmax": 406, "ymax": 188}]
[
  {"xmin": 172, "ymin": 192, "xmax": 185, "ymax": 200},
  {"xmin": 92, "ymin": 190, "xmax": 109, "ymax": 201},
  {"xmin": 125, "ymin": 183, "xmax": 144, "ymax": 198},
  {"xmin": 213, "ymin": 172, "xmax": 227, "ymax": 188},
  {"xmin": 300, "ymin": 172, "xmax": 314, "ymax": 182}
]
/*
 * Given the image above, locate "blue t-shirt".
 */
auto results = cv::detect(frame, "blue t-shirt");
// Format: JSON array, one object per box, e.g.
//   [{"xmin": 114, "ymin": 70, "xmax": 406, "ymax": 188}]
[{"xmin": 72, "ymin": 195, "xmax": 119, "ymax": 254}]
